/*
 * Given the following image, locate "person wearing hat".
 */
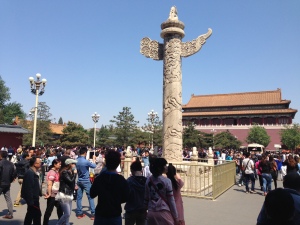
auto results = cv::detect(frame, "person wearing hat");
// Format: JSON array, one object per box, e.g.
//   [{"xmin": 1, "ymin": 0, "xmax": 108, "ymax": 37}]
[{"xmin": 55, "ymin": 158, "xmax": 77, "ymax": 225}]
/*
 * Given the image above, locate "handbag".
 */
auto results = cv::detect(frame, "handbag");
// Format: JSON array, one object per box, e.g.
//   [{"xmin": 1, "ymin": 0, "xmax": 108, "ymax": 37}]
[
  {"xmin": 55, "ymin": 191, "xmax": 73, "ymax": 201},
  {"xmin": 52, "ymin": 181, "xmax": 60, "ymax": 193}
]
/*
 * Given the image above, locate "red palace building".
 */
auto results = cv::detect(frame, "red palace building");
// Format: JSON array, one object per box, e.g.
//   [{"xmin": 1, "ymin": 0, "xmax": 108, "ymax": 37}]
[{"xmin": 182, "ymin": 89, "xmax": 298, "ymax": 150}]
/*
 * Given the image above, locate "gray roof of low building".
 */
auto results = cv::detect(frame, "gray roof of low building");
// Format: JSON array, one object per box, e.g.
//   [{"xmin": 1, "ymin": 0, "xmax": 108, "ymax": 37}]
[{"xmin": 0, "ymin": 124, "xmax": 30, "ymax": 134}]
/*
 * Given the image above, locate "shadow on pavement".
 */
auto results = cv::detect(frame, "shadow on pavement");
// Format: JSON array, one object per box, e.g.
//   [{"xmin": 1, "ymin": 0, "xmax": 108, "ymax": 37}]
[{"xmin": 0, "ymin": 219, "xmax": 23, "ymax": 225}]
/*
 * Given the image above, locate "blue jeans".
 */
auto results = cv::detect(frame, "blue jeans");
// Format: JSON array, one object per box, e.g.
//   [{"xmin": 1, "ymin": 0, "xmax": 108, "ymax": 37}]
[
  {"xmin": 262, "ymin": 173, "xmax": 272, "ymax": 193},
  {"xmin": 244, "ymin": 173, "xmax": 255, "ymax": 191},
  {"xmin": 76, "ymin": 181, "xmax": 95, "ymax": 215},
  {"xmin": 94, "ymin": 215, "xmax": 122, "ymax": 225},
  {"xmin": 57, "ymin": 200, "xmax": 72, "ymax": 225}
]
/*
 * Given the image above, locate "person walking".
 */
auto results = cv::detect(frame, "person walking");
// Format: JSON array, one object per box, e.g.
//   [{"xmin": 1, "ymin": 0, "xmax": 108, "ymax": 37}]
[
  {"xmin": 0, "ymin": 151, "xmax": 17, "ymax": 219},
  {"xmin": 275, "ymin": 155, "xmax": 283, "ymax": 181},
  {"xmin": 21, "ymin": 156, "xmax": 43, "ymax": 225},
  {"xmin": 242, "ymin": 152, "xmax": 256, "ymax": 194},
  {"xmin": 255, "ymin": 155, "xmax": 263, "ymax": 191},
  {"xmin": 145, "ymin": 157, "xmax": 179, "ymax": 225},
  {"xmin": 269, "ymin": 156, "xmax": 278, "ymax": 189},
  {"xmin": 124, "ymin": 158, "xmax": 147, "ymax": 225},
  {"xmin": 43, "ymin": 159, "xmax": 63, "ymax": 225},
  {"xmin": 55, "ymin": 158, "xmax": 77, "ymax": 225},
  {"xmin": 283, "ymin": 154, "xmax": 298, "ymax": 174},
  {"xmin": 94, "ymin": 150, "xmax": 105, "ymax": 177},
  {"xmin": 76, "ymin": 147, "xmax": 96, "ymax": 219},
  {"xmin": 258, "ymin": 154, "xmax": 272, "ymax": 196},
  {"xmin": 167, "ymin": 163, "xmax": 185, "ymax": 225},
  {"xmin": 90, "ymin": 150, "xmax": 129, "ymax": 225},
  {"xmin": 14, "ymin": 152, "xmax": 30, "ymax": 206}
]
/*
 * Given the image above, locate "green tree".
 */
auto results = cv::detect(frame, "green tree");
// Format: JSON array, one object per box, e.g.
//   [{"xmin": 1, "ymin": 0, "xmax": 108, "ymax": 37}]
[
  {"xmin": 110, "ymin": 107, "xmax": 139, "ymax": 147},
  {"xmin": 58, "ymin": 117, "xmax": 63, "ymax": 124},
  {"xmin": 214, "ymin": 130, "xmax": 242, "ymax": 150},
  {"xmin": 246, "ymin": 124, "xmax": 270, "ymax": 147},
  {"xmin": 22, "ymin": 102, "xmax": 53, "ymax": 146},
  {"xmin": 96, "ymin": 125, "xmax": 115, "ymax": 147},
  {"xmin": 37, "ymin": 102, "xmax": 52, "ymax": 121},
  {"xmin": 280, "ymin": 123, "xmax": 300, "ymax": 150},
  {"xmin": 2, "ymin": 102, "xmax": 26, "ymax": 124},
  {"xmin": 183, "ymin": 122, "xmax": 200, "ymax": 148},
  {"xmin": 60, "ymin": 121, "xmax": 89, "ymax": 147},
  {"xmin": 142, "ymin": 113, "xmax": 163, "ymax": 148},
  {"xmin": 198, "ymin": 131, "xmax": 213, "ymax": 149},
  {"xmin": 0, "ymin": 76, "xmax": 25, "ymax": 124},
  {"xmin": 0, "ymin": 75, "xmax": 10, "ymax": 109},
  {"xmin": 132, "ymin": 128, "xmax": 149, "ymax": 148}
]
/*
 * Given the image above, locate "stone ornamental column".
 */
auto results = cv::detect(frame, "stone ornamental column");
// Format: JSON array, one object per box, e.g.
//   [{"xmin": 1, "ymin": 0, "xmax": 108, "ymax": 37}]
[{"xmin": 140, "ymin": 6, "xmax": 212, "ymax": 162}]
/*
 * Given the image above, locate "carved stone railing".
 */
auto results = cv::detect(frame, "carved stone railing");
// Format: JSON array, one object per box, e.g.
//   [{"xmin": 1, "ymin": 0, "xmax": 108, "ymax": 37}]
[{"xmin": 121, "ymin": 159, "xmax": 236, "ymax": 200}]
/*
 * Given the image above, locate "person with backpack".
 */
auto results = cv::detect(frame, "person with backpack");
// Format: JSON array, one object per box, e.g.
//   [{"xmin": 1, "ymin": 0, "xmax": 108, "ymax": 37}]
[
  {"xmin": 14, "ymin": 152, "xmax": 30, "ymax": 207},
  {"xmin": 0, "ymin": 151, "xmax": 17, "ymax": 219},
  {"xmin": 124, "ymin": 158, "xmax": 147, "ymax": 225}
]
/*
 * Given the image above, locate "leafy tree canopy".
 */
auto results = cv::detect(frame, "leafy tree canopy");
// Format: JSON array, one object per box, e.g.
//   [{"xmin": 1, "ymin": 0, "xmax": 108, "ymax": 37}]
[
  {"xmin": 246, "ymin": 124, "xmax": 270, "ymax": 147},
  {"xmin": 110, "ymin": 107, "xmax": 139, "ymax": 147},
  {"xmin": 0, "ymin": 75, "xmax": 10, "ymax": 109},
  {"xmin": 183, "ymin": 122, "xmax": 200, "ymax": 148},
  {"xmin": 280, "ymin": 123, "xmax": 300, "ymax": 150},
  {"xmin": 37, "ymin": 102, "xmax": 52, "ymax": 121},
  {"xmin": 2, "ymin": 102, "xmax": 26, "ymax": 124},
  {"xmin": 214, "ymin": 130, "xmax": 242, "ymax": 150},
  {"xmin": 58, "ymin": 117, "xmax": 63, "ymax": 124},
  {"xmin": 60, "ymin": 121, "xmax": 89, "ymax": 147}
]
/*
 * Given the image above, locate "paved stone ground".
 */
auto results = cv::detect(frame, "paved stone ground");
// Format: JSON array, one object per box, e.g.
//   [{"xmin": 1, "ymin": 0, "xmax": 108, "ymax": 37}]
[{"xmin": 0, "ymin": 178, "xmax": 282, "ymax": 225}]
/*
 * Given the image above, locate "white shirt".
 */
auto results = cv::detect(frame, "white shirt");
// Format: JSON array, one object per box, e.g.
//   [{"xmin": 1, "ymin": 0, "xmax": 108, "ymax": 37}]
[{"xmin": 242, "ymin": 158, "xmax": 254, "ymax": 174}]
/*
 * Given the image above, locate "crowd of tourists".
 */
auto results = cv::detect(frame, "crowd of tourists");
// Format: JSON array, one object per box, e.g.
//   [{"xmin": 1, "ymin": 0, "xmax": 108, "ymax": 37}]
[{"xmin": 0, "ymin": 145, "xmax": 185, "ymax": 225}]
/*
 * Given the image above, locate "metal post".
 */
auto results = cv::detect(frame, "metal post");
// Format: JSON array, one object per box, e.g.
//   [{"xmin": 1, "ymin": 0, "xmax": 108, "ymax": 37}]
[
  {"xmin": 32, "ymin": 90, "xmax": 39, "ymax": 147},
  {"xmin": 91, "ymin": 112, "xmax": 100, "ymax": 149},
  {"xmin": 93, "ymin": 122, "xmax": 96, "ymax": 148}
]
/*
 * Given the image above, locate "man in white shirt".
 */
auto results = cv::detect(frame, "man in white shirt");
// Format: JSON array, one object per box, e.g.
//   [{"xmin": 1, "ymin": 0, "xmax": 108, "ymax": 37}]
[{"xmin": 242, "ymin": 152, "xmax": 256, "ymax": 194}]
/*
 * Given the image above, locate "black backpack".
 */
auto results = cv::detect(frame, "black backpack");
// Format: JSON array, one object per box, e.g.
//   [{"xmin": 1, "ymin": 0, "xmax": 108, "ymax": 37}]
[{"xmin": 15, "ymin": 160, "xmax": 29, "ymax": 179}]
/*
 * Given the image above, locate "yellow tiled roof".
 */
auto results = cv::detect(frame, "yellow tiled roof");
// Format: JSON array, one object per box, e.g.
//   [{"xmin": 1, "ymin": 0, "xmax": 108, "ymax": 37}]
[
  {"xmin": 14, "ymin": 117, "xmax": 66, "ymax": 135},
  {"xmin": 183, "ymin": 89, "xmax": 290, "ymax": 108},
  {"xmin": 50, "ymin": 123, "xmax": 66, "ymax": 135},
  {"xmin": 182, "ymin": 108, "xmax": 297, "ymax": 117}
]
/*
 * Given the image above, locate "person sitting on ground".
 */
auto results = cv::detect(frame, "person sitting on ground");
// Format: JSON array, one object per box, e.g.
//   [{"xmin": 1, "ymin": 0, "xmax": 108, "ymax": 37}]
[{"xmin": 257, "ymin": 172, "xmax": 300, "ymax": 225}]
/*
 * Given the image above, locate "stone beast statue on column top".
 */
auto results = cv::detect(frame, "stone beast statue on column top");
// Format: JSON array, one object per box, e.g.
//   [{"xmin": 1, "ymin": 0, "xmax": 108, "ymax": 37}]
[{"xmin": 140, "ymin": 6, "xmax": 212, "ymax": 162}]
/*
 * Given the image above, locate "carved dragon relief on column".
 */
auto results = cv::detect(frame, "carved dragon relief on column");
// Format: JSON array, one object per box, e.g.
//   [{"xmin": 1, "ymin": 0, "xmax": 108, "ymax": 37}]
[
  {"xmin": 181, "ymin": 28, "xmax": 212, "ymax": 57},
  {"xmin": 140, "ymin": 6, "xmax": 212, "ymax": 162}
]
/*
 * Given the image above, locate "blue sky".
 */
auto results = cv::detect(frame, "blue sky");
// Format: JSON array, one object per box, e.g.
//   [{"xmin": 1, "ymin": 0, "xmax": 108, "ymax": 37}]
[{"xmin": 1, "ymin": 1, "xmax": 299, "ymax": 129}]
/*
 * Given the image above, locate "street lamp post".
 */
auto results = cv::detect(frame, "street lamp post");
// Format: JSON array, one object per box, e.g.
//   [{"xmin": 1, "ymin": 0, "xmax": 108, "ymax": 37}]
[
  {"xmin": 29, "ymin": 73, "xmax": 47, "ymax": 147},
  {"xmin": 148, "ymin": 109, "xmax": 158, "ymax": 150},
  {"xmin": 91, "ymin": 112, "xmax": 100, "ymax": 148}
]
